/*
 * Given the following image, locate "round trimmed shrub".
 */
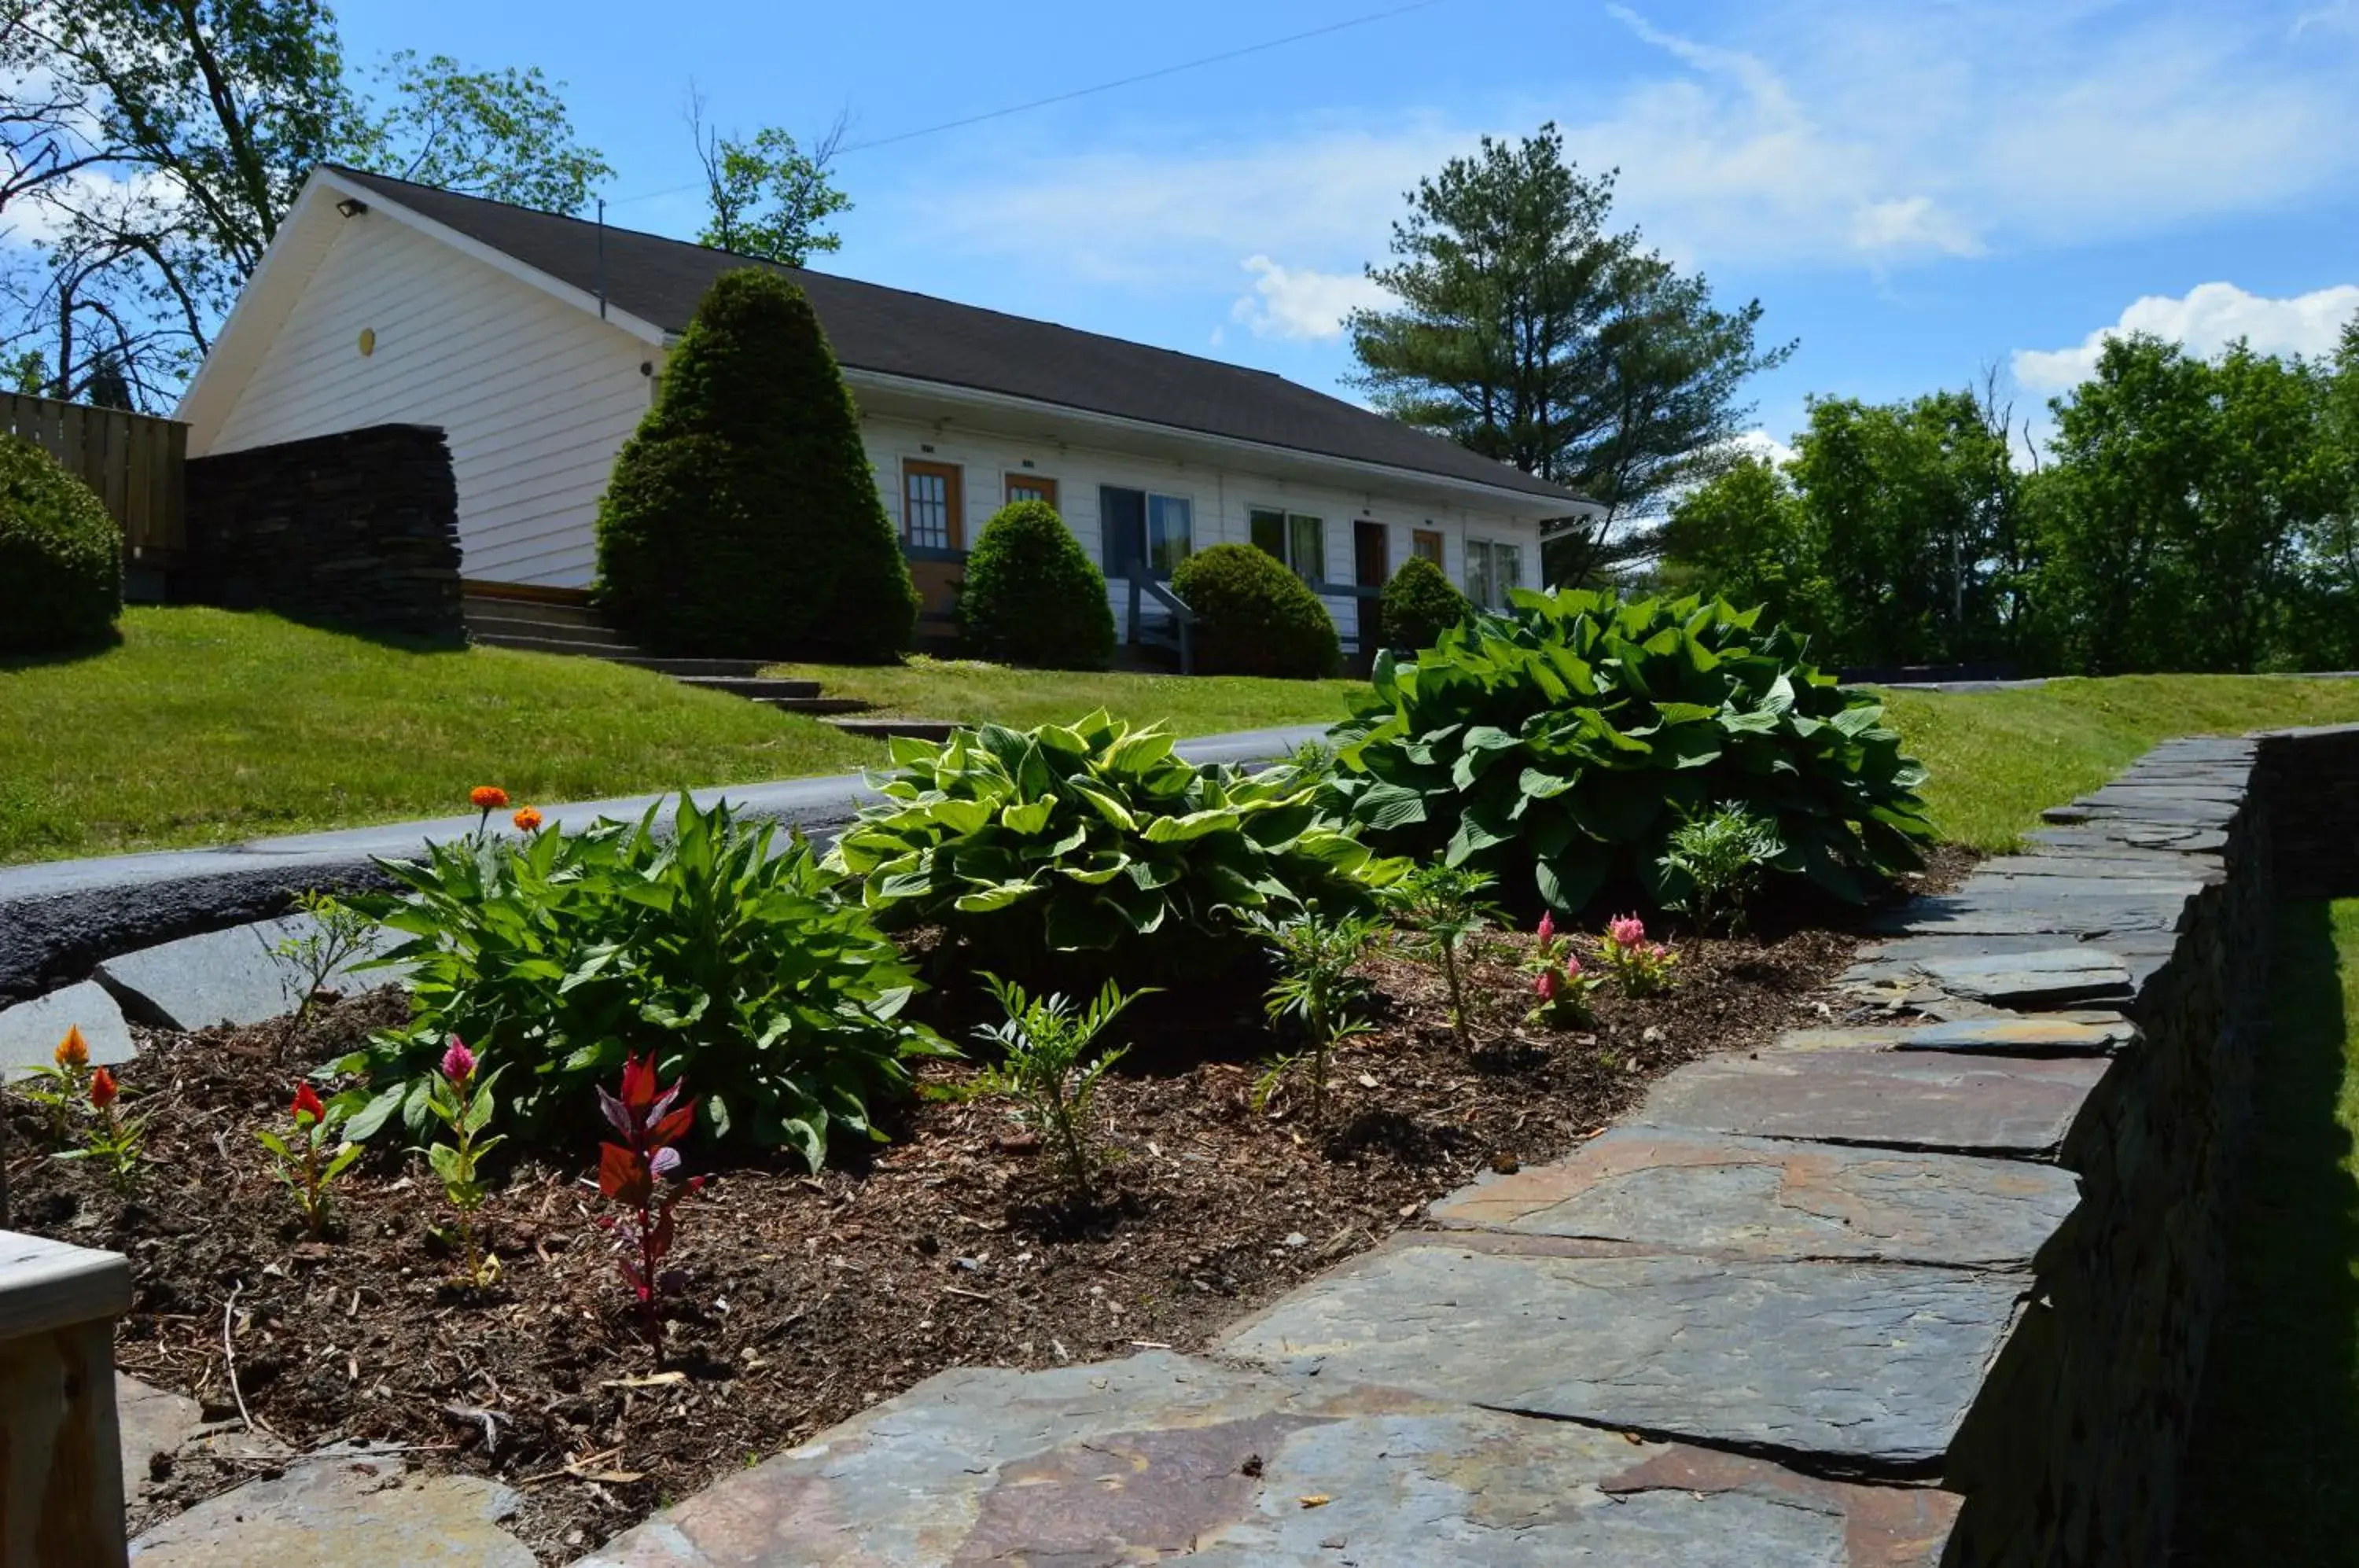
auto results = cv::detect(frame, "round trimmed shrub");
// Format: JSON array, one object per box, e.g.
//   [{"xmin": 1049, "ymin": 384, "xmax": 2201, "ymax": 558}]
[
  {"xmin": 1380, "ymin": 555, "xmax": 1467, "ymax": 651},
  {"xmin": 1170, "ymin": 543, "xmax": 1338, "ymax": 679},
  {"xmin": 956, "ymin": 500, "xmax": 1114, "ymax": 669},
  {"xmin": 0, "ymin": 432, "xmax": 122, "ymax": 654},
  {"xmin": 595, "ymin": 267, "xmax": 918, "ymax": 660}
]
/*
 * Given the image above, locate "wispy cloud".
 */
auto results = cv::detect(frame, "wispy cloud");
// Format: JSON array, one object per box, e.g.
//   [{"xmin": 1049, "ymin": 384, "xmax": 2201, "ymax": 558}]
[
  {"xmin": 1229, "ymin": 256, "xmax": 1389, "ymax": 340},
  {"xmin": 2011, "ymin": 281, "xmax": 2359, "ymax": 392}
]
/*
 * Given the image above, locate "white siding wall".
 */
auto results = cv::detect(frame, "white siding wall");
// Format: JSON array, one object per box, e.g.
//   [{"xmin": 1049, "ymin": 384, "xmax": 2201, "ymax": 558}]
[
  {"xmin": 207, "ymin": 213, "xmax": 650, "ymax": 587},
  {"xmin": 861, "ymin": 415, "xmax": 1544, "ymax": 645}
]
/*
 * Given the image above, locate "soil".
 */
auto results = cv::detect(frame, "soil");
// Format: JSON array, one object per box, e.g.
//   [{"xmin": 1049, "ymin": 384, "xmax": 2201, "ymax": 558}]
[{"xmin": 4, "ymin": 874, "xmax": 1952, "ymax": 1562}]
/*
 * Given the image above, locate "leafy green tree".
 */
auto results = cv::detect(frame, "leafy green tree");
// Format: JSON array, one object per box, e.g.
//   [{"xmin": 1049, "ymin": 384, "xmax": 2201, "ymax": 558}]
[
  {"xmin": 1787, "ymin": 388, "xmax": 2030, "ymax": 668},
  {"xmin": 1654, "ymin": 455, "xmax": 1832, "ymax": 644},
  {"xmin": 690, "ymin": 91, "xmax": 849, "ymax": 266},
  {"xmin": 347, "ymin": 50, "xmax": 610, "ymax": 213},
  {"xmin": 1347, "ymin": 123, "xmax": 1791, "ymax": 584}
]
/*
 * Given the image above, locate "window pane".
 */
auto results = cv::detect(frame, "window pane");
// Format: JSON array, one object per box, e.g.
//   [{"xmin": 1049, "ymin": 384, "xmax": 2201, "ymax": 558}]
[
  {"xmin": 1495, "ymin": 543, "xmax": 1521, "ymax": 602},
  {"xmin": 1413, "ymin": 529, "xmax": 1443, "ymax": 566},
  {"xmin": 1101, "ymin": 487, "xmax": 1146, "ymax": 576},
  {"xmin": 1290, "ymin": 513, "xmax": 1324, "ymax": 583},
  {"xmin": 1147, "ymin": 495, "xmax": 1193, "ymax": 574},
  {"xmin": 1250, "ymin": 508, "xmax": 1286, "ymax": 560},
  {"xmin": 904, "ymin": 469, "xmax": 948, "ymax": 549},
  {"xmin": 1465, "ymin": 540, "xmax": 1492, "ymax": 608}
]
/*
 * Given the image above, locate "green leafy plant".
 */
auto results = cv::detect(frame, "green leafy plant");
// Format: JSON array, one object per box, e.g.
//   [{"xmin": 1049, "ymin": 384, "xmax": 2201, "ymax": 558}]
[
  {"xmin": 1379, "ymin": 555, "xmax": 1470, "ymax": 651},
  {"xmin": 419, "ymin": 1038, "xmax": 504, "ymax": 1287},
  {"xmin": 595, "ymin": 1055, "xmax": 706, "ymax": 1348},
  {"xmin": 956, "ymin": 500, "xmax": 1117, "ymax": 670},
  {"xmin": 15, "ymin": 1024, "xmax": 94, "ymax": 1143},
  {"xmin": 256, "ymin": 1083, "xmax": 359, "ymax": 1236},
  {"xmin": 58, "ymin": 1068, "xmax": 145, "ymax": 1190},
  {"xmin": 1524, "ymin": 912, "xmax": 1599, "ymax": 1029},
  {"xmin": 0, "ymin": 431, "xmax": 122, "ymax": 654},
  {"xmin": 342, "ymin": 793, "xmax": 948, "ymax": 1171},
  {"xmin": 1250, "ymin": 908, "xmax": 1383, "ymax": 1123},
  {"xmin": 263, "ymin": 889, "xmax": 380, "ymax": 1060},
  {"xmin": 594, "ymin": 267, "xmax": 918, "ymax": 659},
  {"xmin": 829, "ymin": 712, "xmax": 1403, "ymax": 988},
  {"xmin": 959, "ymin": 975, "xmax": 1145, "ymax": 1195},
  {"xmin": 1327, "ymin": 588, "xmax": 1931, "ymax": 914},
  {"xmin": 1659, "ymin": 803, "xmax": 1784, "ymax": 933},
  {"xmin": 1599, "ymin": 914, "xmax": 1677, "ymax": 997},
  {"xmin": 1382, "ymin": 864, "xmax": 1500, "ymax": 1051},
  {"xmin": 1170, "ymin": 543, "xmax": 1341, "ymax": 678}
]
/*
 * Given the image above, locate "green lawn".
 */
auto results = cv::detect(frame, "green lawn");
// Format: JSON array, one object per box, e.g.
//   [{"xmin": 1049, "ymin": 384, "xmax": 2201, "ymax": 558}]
[
  {"xmin": 1879, "ymin": 676, "xmax": 2359, "ymax": 852},
  {"xmin": 2172, "ymin": 900, "xmax": 2359, "ymax": 1563},
  {"xmin": 762, "ymin": 655, "xmax": 1364, "ymax": 735}
]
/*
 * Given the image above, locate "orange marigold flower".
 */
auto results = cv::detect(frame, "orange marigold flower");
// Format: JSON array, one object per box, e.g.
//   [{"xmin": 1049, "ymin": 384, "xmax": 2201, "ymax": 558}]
[
  {"xmin": 470, "ymin": 786, "xmax": 510, "ymax": 810},
  {"xmin": 53, "ymin": 1024, "xmax": 89, "ymax": 1070},
  {"xmin": 89, "ymin": 1067, "xmax": 118, "ymax": 1110},
  {"xmin": 512, "ymin": 806, "xmax": 543, "ymax": 833}
]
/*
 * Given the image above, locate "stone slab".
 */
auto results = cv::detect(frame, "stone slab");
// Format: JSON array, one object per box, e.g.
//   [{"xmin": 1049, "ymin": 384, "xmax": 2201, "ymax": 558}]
[
  {"xmin": 1641, "ymin": 1048, "xmax": 2112, "ymax": 1157},
  {"xmin": 1977, "ymin": 852, "xmax": 2223, "ymax": 881},
  {"xmin": 130, "ymin": 1442, "xmax": 532, "ymax": 1566},
  {"xmin": 2024, "ymin": 824, "xmax": 2228, "ymax": 854},
  {"xmin": 0, "ymin": 979, "xmax": 135, "ymax": 1075},
  {"xmin": 1429, "ymin": 1125, "xmax": 2079, "ymax": 1267},
  {"xmin": 95, "ymin": 915, "xmax": 407, "ymax": 1032},
  {"xmin": 1220, "ymin": 1235, "xmax": 2026, "ymax": 1470},
  {"xmin": 117, "ymin": 1376, "xmax": 204, "ymax": 1507},
  {"xmin": 1915, "ymin": 948, "xmax": 2133, "ymax": 1008},
  {"xmin": 1891, "ymin": 1015, "xmax": 2131, "ymax": 1055},
  {"xmin": 572, "ymin": 1349, "xmax": 1957, "ymax": 1568}
]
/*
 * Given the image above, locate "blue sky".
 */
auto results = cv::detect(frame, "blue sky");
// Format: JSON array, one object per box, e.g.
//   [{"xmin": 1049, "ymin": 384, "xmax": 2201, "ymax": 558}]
[{"xmin": 340, "ymin": 0, "xmax": 2359, "ymax": 455}]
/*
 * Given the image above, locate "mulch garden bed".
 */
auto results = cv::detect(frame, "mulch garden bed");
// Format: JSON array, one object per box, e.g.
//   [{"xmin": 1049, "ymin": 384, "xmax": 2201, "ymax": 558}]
[{"xmin": 5, "ymin": 861, "xmax": 1969, "ymax": 1562}]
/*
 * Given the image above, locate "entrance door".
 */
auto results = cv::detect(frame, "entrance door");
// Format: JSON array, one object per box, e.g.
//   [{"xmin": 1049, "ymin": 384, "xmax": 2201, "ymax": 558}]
[{"xmin": 1353, "ymin": 521, "xmax": 1389, "ymax": 590}]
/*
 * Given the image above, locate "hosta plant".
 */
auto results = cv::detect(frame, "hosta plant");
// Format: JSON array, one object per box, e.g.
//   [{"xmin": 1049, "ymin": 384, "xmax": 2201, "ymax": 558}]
[
  {"xmin": 1327, "ymin": 590, "xmax": 1930, "ymax": 914},
  {"xmin": 341, "ymin": 793, "xmax": 948, "ymax": 1171},
  {"xmin": 828, "ymin": 712, "xmax": 1404, "ymax": 988}
]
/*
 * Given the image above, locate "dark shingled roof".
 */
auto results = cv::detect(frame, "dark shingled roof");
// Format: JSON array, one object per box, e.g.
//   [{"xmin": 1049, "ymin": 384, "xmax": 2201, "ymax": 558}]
[{"xmin": 326, "ymin": 166, "xmax": 1584, "ymax": 508}]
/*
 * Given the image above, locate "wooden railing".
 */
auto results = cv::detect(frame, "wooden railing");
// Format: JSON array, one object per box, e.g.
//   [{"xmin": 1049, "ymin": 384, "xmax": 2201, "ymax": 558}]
[{"xmin": 0, "ymin": 390, "xmax": 187, "ymax": 561}]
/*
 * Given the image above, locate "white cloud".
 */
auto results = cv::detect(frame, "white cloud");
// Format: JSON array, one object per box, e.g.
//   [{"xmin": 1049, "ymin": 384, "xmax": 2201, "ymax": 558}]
[
  {"xmin": 2011, "ymin": 281, "xmax": 2359, "ymax": 392},
  {"xmin": 1228, "ymin": 256, "xmax": 1389, "ymax": 340},
  {"xmin": 914, "ymin": 0, "xmax": 2359, "ymax": 300},
  {"xmin": 1728, "ymin": 429, "xmax": 1799, "ymax": 468}
]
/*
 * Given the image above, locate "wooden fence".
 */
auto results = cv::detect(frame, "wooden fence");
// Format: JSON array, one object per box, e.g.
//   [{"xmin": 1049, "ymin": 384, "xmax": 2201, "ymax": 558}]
[{"xmin": 0, "ymin": 389, "xmax": 187, "ymax": 561}]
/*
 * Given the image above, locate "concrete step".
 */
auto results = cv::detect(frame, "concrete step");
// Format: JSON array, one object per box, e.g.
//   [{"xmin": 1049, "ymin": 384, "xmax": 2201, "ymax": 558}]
[
  {"xmin": 464, "ymin": 608, "xmax": 636, "ymax": 650},
  {"xmin": 761, "ymin": 695, "xmax": 875, "ymax": 716},
  {"xmin": 607, "ymin": 656, "xmax": 770, "ymax": 679},
  {"xmin": 674, "ymin": 675, "xmax": 823, "ymax": 701},
  {"xmin": 469, "ymin": 631, "xmax": 647, "ymax": 660},
  {"xmin": 827, "ymin": 716, "xmax": 962, "ymax": 743},
  {"xmin": 460, "ymin": 593, "xmax": 603, "ymax": 631}
]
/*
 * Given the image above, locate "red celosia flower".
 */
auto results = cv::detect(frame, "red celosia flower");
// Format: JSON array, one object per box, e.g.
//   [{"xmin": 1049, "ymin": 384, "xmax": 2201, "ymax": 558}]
[
  {"xmin": 291, "ymin": 1082, "xmax": 326, "ymax": 1124},
  {"xmin": 511, "ymin": 806, "xmax": 543, "ymax": 833},
  {"xmin": 470, "ymin": 786, "xmax": 509, "ymax": 810},
  {"xmin": 53, "ymin": 1024, "xmax": 89, "ymax": 1070},
  {"xmin": 90, "ymin": 1067, "xmax": 119, "ymax": 1109},
  {"xmin": 442, "ymin": 1036, "xmax": 477, "ymax": 1084}
]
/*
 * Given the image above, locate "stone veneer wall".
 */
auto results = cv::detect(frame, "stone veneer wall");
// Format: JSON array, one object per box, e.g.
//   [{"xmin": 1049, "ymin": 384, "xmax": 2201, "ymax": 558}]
[{"xmin": 178, "ymin": 424, "xmax": 463, "ymax": 642}]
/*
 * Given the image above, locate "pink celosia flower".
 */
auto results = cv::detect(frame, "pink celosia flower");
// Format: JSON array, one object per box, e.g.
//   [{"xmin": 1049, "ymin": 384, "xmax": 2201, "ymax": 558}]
[
  {"xmin": 1534, "ymin": 968, "xmax": 1557, "ymax": 1000},
  {"xmin": 1563, "ymin": 953, "xmax": 1584, "ymax": 977},
  {"xmin": 1610, "ymin": 915, "xmax": 1647, "ymax": 948},
  {"xmin": 442, "ymin": 1036, "xmax": 477, "ymax": 1084},
  {"xmin": 1536, "ymin": 911, "xmax": 1555, "ymax": 944}
]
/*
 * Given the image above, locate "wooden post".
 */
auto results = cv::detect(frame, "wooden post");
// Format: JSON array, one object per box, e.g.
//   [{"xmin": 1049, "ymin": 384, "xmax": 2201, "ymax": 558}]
[{"xmin": 0, "ymin": 1231, "xmax": 131, "ymax": 1567}]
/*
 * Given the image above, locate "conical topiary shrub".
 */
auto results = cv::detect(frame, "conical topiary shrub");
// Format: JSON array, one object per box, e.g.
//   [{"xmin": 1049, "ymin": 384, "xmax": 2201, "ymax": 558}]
[
  {"xmin": 1379, "ymin": 554, "xmax": 1468, "ymax": 652},
  {"xmin": 955, "ymin": 499, "xmax": 1115, "ymax": 669},
  {"xmin": 0, "ymin": 432, "xmax": 123, "ymax": 654},
  {"xmin": 594, "ymin": 267, "xmax": 918, "ymax": 660}
]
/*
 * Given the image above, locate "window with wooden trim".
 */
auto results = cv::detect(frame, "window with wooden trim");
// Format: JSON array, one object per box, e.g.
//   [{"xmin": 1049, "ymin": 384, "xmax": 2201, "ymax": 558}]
[
  {"xmin": 1411, "ymin": 528, "xmax": 1444, "ymax": 567},
  {"xmin": 1005, "ymin": 473, "xmax": 1058, "ymax": 510},
  {"xmin": 902, "ymin": 460, "xmax": 963, "ymax": 550},
  {"xmin": 1249, "ymin": 506, "xmax": 1324, "ymax": 583},
  {"xmin": 1100, "ymin": 486, "xmax": 1193, "ymax": 577}
]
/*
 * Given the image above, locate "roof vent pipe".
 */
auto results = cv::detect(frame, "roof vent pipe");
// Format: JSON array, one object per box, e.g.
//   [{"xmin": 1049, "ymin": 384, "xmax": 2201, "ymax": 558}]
[{"xmin": 594, "ymin": 197, "xmax": 608, "ymax": 320}]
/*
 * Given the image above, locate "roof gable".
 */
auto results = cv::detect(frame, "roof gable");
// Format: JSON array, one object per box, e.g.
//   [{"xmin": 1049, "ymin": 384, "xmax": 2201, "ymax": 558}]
[{"xmin": 322, "ymin": 165, "xmax": 1587, "ymax": 510}]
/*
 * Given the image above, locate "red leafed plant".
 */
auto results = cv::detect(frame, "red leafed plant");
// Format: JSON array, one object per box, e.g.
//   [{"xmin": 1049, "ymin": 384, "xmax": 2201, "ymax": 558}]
[{"xmin": 594, "ymin": 1055, "xmax": 705, "ymax": 1346}]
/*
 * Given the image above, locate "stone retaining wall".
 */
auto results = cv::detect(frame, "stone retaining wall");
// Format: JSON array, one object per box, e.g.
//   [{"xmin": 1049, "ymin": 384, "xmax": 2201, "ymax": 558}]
[{"xmin": 178, "ymin": 423, "xmax": 462, "ymax": 642}]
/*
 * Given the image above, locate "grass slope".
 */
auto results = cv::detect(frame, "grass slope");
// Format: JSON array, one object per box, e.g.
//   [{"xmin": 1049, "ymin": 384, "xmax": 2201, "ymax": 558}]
[
  {"xmin": 2172, "ymin": 900, "xmax": 2359, "ymax": 1563},
  {"xmin": 761, "ymin": 655, "xmax": 1364, "ymax": 735},
  {"xmin": 0, "ymin": 609, "xmax": 876, "ymax": 863},
  {"xmin": 1880, "ymin": 676, "xmax": 2359, "ymax": 852}
]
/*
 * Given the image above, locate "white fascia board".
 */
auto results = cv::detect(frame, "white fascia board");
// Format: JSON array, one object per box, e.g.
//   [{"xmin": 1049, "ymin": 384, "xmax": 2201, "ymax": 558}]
[
  {"xmin": 838, "ymin": 366, "xmax": 1600, "ymax": 521},
  {"xmin": 314, "ymin": 168, "xmax": 670, "ymax": 349}
]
